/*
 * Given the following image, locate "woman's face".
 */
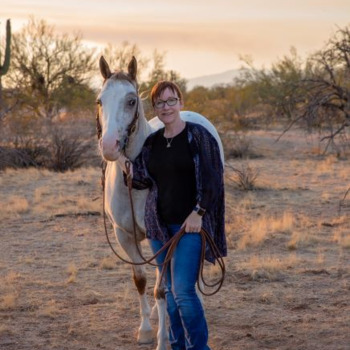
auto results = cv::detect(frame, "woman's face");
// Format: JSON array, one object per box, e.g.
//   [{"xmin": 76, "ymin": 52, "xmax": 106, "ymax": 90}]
[{"xmin": 154, "ymin": 87, "xmax": 183, "ymax": 125}]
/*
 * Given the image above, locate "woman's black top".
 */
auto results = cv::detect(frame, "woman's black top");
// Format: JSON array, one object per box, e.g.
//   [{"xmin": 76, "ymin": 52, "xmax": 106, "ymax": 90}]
[{"xmin": 147, "ymin": 124, "xmax": 196, "ymax": 224}]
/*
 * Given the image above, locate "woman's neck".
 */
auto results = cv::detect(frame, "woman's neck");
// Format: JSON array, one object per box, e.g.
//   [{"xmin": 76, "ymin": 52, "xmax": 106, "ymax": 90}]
[{"xmin": 163, "ymin": 119, "xmax": 186, "ymax": 138}]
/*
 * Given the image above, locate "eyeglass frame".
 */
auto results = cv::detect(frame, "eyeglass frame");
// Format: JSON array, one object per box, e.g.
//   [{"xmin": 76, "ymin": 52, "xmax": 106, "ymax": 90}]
[{"xmin": 154, "ymin": 97, "xmax": 180, "ymax": 109}]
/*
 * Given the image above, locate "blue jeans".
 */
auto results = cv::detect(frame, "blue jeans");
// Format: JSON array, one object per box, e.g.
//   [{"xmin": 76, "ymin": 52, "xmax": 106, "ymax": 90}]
[{"xmin": 149, "ymin": 224, "xmax": 211, "ymax": 350}]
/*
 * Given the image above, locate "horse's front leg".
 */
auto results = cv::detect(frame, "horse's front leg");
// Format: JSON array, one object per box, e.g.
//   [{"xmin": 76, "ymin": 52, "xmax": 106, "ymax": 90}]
[
  {"xmin": 154, "ymin": 268, "xmax": 168, "ymax": 350},
  {"xmin": 115, "ymin": 228, "xmax": 153, "ymax": 344}
]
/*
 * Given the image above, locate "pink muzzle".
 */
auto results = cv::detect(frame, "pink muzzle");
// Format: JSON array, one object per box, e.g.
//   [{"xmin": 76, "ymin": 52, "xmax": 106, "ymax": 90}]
[{"xmin": 100, "ymin": 136, "xmax": 121, "ymax": 161}]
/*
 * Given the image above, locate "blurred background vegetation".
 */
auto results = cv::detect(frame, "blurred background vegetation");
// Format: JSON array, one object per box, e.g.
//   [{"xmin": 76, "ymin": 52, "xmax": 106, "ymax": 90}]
[{"xmin": 1, "ymin": 17, "xmax": 350, "ymax": 171}]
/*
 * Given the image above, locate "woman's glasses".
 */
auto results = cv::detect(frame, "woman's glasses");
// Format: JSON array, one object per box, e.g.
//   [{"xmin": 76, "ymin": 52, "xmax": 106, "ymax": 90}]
[{"xmin": 154, "ymin": 97, "xmax": 179, "ymax": 109}]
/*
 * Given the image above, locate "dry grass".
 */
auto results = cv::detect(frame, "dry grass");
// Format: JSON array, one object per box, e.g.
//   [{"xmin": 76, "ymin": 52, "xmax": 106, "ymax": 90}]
[
  {"xmin": 0, "ymin": 294, "xmax": 18, "ymax": 310},
  {"xmin": 0, "ymin": 166, "xmax": 101, "ymax": 220},
  {"xmin": 99, "ymin": 256, "xmax": 116, "ymax": 270},
  {"xmin": 5, "ymin": 271, "xmax": 22, "ymax": 283},
  {"xmin": 287, "ymin": 230, "xmax": 318, "ymax": 250},
  {"xmin": 66, "ymin": 263, "xmax": 78, "ymax": 284},
  {"xmin": 34, "ymin": 185, "xmax": 51, "ymax": 203},
  {"xmin": 315, "ymin": 155, "xmax": 338, "ymax": 174},
  {"xmin": 39, "ymin": 300, "xmax": 61, "ymax": 319},
  {"xmin": 333, "ymin": 227, "xmax": 350, "ymax": 249},
  {"xmin": 240, "ymin": 254, "xmax": 299, "ymax": 281},
  {"xmin": 0, "ymin": 324, "xmax": 13, "ymax": 336},
  {"xmin": 236, "ymin": 211, "xmax": 296, "ymax": 250},
  {"xmin": 1, "ymin": 129, "xmax": 350, "ymax": 350},
  {"xmin": 270, "ymin": 211, "xmax": 294, "ymax": 233},
  {"xmin": 1, "ymin": 195, "xmax": 29, "ymax": 218}
]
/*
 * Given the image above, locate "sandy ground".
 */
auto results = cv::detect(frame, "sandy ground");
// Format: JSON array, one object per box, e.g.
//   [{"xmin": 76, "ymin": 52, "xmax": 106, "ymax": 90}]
[{"xmin": 0, "ymin": 128, "xmax": 350, "ymax": 350}]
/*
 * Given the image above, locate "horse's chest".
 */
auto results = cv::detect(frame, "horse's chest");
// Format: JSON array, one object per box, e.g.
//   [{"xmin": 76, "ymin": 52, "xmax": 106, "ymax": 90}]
[{"xmin": 105, "ymin": 175, "xmax": 148, "ymax": 231}]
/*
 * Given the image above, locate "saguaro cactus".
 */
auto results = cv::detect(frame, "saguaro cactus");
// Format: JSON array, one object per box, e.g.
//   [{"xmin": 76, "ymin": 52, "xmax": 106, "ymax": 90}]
[
  {"xmin": 0, "ymin": 19, "xmax": 11, "ymax": 111},
  {"xmin": 0, "ymin": 19, "xmax": 11, "ymax": 76}
]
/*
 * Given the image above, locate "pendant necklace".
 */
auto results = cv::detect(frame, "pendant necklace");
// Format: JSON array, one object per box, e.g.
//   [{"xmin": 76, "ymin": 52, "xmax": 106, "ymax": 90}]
[{"xmin": 165, "ymin": 137, "xmax": 174, "ymax": 148}]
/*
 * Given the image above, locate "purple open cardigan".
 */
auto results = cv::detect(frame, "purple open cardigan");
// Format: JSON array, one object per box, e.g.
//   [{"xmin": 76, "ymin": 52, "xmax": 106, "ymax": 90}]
[{"xmin": 129, "ymin": 121, "xmax": 226, "ymax": 263}]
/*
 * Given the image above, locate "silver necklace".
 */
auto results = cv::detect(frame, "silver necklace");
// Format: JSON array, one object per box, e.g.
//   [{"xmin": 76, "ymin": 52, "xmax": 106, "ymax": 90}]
[{"xmin": 165, "ymin": 137, "xmax": 174, "ymax": 148}]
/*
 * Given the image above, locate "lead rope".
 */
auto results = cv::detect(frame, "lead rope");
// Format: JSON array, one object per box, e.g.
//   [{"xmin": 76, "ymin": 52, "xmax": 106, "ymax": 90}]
[{"xmin": 100, "ymin": 152, "xmax": 225, "ymax": 295}]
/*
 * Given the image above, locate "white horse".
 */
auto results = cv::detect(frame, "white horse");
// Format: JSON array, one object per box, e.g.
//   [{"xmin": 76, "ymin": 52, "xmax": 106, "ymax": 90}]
[{"xmin": 97, "ymin": 56, "xmax": 223, "ymax": 350}]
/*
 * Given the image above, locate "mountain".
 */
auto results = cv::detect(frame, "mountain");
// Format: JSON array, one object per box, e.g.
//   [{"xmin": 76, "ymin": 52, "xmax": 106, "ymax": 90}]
[{"xmin": 186, "ymin": 69, "xmax": 240, "ymax": 90}]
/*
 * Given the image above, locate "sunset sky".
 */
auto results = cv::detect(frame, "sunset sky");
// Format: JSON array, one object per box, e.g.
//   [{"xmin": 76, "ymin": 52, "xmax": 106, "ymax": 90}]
[{"xmin": 1, "ymin": 0, "xmax": 350, "ymax": 79}]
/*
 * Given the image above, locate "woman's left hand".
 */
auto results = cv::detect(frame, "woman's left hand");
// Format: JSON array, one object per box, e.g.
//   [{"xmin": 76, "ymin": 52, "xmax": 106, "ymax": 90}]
[{"xmin": 182, "ymin": 211, "xmax": 202, "ymax": 233}]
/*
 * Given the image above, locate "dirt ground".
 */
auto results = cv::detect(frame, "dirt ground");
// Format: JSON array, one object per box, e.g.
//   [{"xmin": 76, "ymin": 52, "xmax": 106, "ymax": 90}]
[{"xmin": 0, "ymin": 128, "xmax": 349, "ymax": 350}]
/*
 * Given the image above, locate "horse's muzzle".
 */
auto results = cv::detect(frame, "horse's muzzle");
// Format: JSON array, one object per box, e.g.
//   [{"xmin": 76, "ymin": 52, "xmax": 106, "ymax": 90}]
[{"xmin": 100, "ymin": 138, "xmax": 121, "ymax": 161}]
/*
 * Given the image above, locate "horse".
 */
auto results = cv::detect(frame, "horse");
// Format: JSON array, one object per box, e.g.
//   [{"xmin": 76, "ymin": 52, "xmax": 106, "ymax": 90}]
[{"xmin": 97, "ymin": 56, "xmax": 224, "ymax": 350}]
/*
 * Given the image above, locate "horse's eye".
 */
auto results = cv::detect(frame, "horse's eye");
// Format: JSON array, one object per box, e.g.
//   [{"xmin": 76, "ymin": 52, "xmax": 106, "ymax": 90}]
[
  {"xmin": 128, "ymin": 99, "xmax": 136, "ymax": 107},
  {"xmin": 96, "ymin": 98, "xmax": 102, "ymax": 106}
]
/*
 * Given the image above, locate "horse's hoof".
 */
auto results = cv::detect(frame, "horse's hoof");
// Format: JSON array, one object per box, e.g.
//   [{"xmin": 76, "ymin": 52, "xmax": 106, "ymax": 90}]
[{"xmin": 137, "ymin": 329, "xmax": 154, "ymax": 344}]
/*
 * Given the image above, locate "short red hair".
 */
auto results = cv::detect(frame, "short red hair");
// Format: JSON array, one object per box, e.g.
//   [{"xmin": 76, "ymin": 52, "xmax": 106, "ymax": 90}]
[{"xmin": 150, "ymin": 81, "xmax": 183, "ymax": 107}]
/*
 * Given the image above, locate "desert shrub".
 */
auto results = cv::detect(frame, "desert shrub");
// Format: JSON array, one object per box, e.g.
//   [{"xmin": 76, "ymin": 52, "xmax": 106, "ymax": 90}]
[
  {"xmin": 221, "ymin": 133, "xmax": 255, "ymax": 159},
  {"xmin": 0, "ymin": 126, "xmax": 95, "ymax": 172},
  {"xmin": 47, "ymin": 130, "xmax": 93, "ymax": 172},
  {"xmin": 0, "ymin": 137, "xmax": 49, "ymax": 170},
  {"xmin": 230, "ymin": 163, "xmax": 259, "ymax": 190}
]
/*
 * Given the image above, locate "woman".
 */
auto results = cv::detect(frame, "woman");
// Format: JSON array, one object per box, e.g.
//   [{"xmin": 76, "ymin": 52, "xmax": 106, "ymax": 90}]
[{"xmin": 117, "ymin": 81, "xmax": 226, "ymax": 350}]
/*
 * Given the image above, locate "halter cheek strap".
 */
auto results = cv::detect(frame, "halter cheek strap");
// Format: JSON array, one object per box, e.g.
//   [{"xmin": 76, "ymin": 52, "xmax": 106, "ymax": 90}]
[
  {"xmin": 127, "ymin": 98, "xmax": 139, "ymax": 137},
  {"xmin": 96, "ymin": 110, "xmax": 102, "ymax": 140}
]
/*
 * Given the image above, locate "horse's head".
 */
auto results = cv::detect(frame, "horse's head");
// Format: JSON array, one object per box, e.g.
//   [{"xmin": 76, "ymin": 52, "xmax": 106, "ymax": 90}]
[{"xmin": 97, "ymin": 56, "xmax": 139, "ymax": 161}]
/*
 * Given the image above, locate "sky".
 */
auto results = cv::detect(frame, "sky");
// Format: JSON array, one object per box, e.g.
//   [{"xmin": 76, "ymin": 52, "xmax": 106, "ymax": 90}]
[{"xmin": 1, "ymin": 0, "xmax": 350, "ymax": 79}]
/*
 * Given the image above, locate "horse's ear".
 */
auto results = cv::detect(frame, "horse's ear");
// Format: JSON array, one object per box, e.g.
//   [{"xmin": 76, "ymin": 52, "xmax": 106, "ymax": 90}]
[
  {"xmin": 99, "ymin": 56, "xmax": 112, "ymax": 80},
  {"xmin": 128, "ymin": 56, "xmax": 137, "ymax": 81}
]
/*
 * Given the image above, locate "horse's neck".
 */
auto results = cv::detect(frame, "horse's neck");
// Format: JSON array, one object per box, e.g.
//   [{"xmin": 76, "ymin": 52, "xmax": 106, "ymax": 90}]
[{"xmin": 124, "ymin": 107, "xmax": 152, "ymax": 160}]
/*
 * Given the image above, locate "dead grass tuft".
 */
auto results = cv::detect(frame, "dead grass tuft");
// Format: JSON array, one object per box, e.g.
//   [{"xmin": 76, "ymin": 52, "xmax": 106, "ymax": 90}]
[
  {"xmin": 287, "ymin": 230, "xmax": 318, "ymax": 250},
  {"xmin": 333, "ymin": 227, "xmax": 350, "ymax": 249},
  {"xmin": 0, "ymin": 293, "xmax": 18, "ymax": 310},
  {"xmin": 270, "ymin": 211, "xmax": 294, "ymax": 233},
  {"xmin": 39, "ymin": 300, "xmax": 61, "ymax": 318},
  {"xmin": 5, "ymin": 271, "xmax": 22, "ymax": 283},
  {"xmin": 237, "ymin": 215, "xmax": 269, "ymax": 249},
  {"xmin": 66, "ymin": 263, "xmax": 78, "ymax": 284},
  {"xmin": 316, "ymin": 155, "xmax": 338, "ymax": 174},
  {"xmin": 1, "ymin": 195, "xmax": 30, "ymax": 217},
  {"xmin": 241, "ymin": 256, "xmax": 291, "ymax": 281},
  {"xmin": 76, "ymin": 197, "xmax": 101, "ymax": 212},
  {"xmin": 34, "ymin": 186, "xmax": 51, "ymax": 203},
  {"xmin": 237, "ymin": 211, "xmax": 296, "ymax": 250},
  {"xmin": 0, "ymin": 324, "xmax": 13, "ymax": 336},
  {"xmin": 100, "ymin": 257, "xmax": 116, "ymax": 270}
]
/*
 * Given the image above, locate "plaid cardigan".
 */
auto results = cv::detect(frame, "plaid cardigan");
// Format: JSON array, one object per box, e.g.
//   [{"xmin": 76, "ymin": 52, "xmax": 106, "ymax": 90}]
[{"xmin": 129, "ymin": 122, "xmax": 226, "ymax": 263}]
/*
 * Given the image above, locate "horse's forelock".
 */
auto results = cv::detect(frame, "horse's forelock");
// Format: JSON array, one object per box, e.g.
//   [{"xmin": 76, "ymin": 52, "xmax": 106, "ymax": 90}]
[{"xmin": 110, "ymin": 71, "xmax": 138, "ymax": 89}]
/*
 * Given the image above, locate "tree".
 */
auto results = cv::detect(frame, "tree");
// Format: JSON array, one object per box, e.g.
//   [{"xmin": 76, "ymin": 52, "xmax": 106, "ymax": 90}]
[
  {"xmin": 237, "ymin": 48, "xmax": 309, "ymax": 124},
  {"xmin": 101, "ymin": 41, "xmax": 149, "ymax": 81},
  {"xmin": 293, "ymin": 26, "xmax": 350, "ymax": 150},
  {"xmin": 4, "ymin": 17, "xmax": 96, "ymax": 121}
]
